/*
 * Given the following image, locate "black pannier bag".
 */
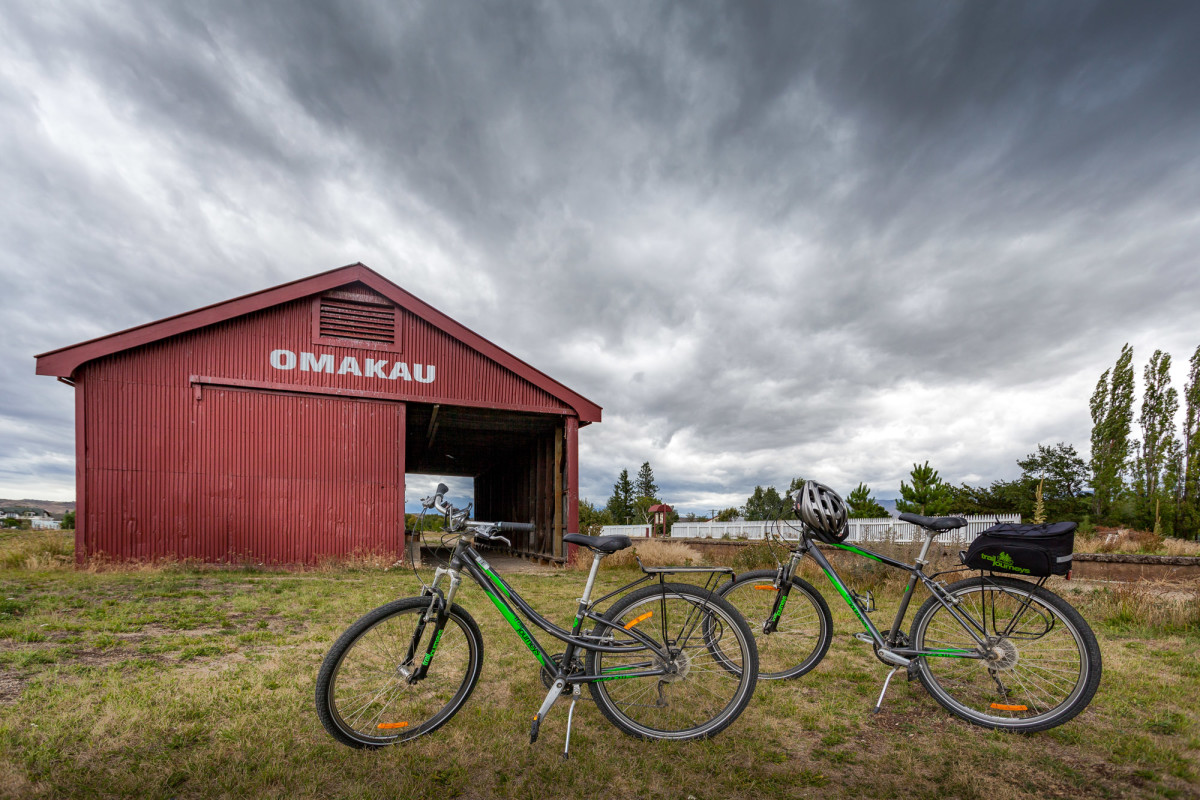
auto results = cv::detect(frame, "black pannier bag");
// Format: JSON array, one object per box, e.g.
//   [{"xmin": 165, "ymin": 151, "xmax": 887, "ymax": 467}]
[{"xmin": 961, "ymin": 522, "xmax": 1076, "ymax": 577}]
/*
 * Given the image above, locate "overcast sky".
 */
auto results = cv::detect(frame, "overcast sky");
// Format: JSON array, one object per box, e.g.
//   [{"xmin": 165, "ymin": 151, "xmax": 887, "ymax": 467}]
[{"xmin": 2, "ymin": 1, "xmax": 1199, "ymax": 514}]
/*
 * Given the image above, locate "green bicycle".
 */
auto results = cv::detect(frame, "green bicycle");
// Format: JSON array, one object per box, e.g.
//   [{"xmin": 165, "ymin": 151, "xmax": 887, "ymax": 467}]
[
  {"xmin": 316, "ymin": 484, "xmax": 758, "ymax": 755},
  {"xmin": 715, "ymin": 481, "xmax": 1102, "ymax": 733}
]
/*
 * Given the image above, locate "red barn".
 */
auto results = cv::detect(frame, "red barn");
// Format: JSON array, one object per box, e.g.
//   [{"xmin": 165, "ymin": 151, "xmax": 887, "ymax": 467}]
[{"xmin": 35, "ymin": 263, "xmax": 600, "ymax": 565}]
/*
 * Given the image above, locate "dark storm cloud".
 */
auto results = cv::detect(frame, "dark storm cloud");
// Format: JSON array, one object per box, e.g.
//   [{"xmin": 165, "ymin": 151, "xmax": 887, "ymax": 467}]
[{"xmin": 2, "ymin": 1, "xmax": 1199, "ymax": 509}]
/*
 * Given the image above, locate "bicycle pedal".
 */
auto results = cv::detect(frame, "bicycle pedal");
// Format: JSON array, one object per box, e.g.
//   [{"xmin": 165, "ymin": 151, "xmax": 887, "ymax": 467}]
[{"xmin": 530, "ymin": 713, "xmax": 542, "ymax": 744}]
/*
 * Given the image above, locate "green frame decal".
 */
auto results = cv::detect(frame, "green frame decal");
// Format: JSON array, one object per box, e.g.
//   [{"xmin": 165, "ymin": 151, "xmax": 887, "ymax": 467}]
[
  {"xmin": 771, "ymin": 593, "xmax": 788, "ymax": 622},
  {"xmin": 827, "ymin": 542, "xmax": 886, "ymax": 563},
  {"xmin": 820, "ymin": 565, "xmax": 872, "ymax": 630},
  {"xmin": 478, "ymin": 566, "xmax": 547, "ymax": 666}
]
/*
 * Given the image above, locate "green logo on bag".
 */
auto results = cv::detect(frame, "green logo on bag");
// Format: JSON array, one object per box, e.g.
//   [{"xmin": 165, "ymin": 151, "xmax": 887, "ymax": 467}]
[{"xmin": 980, "ymin": 551, "xmax": 1031, "ymax": 574}]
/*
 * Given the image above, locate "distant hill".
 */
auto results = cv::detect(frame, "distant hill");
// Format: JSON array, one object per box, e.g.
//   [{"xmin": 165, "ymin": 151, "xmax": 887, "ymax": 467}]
[{"xmin": 0, "ymin": 499, "xmax": 76, "ymax": 516}]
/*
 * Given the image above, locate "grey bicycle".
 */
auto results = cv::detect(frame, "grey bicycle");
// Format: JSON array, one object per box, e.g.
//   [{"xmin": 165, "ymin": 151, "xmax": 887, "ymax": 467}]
[
  {"xmin": 316, "ymin": 484, "xmax": 758, "ymax": 755},
  {"xmin": 715, "ymin": 481, "xmax": 1102, "ymax": 733}
]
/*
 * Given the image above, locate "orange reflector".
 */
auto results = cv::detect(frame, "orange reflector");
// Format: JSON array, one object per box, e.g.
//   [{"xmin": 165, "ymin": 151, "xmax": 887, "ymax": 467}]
[
  {"xmin": 753, "ymin": 585, "xmax": 776, "ymax": 591},
  {"xmin": 377, "ymin": 722, "xmax": 409, "ymax": 730},
  {"xmin": 990, "ymin": 703, "xmax": 1028, "ymax": 711},
  {"xmin": 624, "ymin": 612, "xmax": 653, "ymax": 630}
]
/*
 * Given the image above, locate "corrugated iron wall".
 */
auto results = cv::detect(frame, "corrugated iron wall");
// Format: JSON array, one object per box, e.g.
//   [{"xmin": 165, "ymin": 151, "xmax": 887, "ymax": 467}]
[{"xmin": 74, "ymin": 283, "xmax": 578, "ymax": 564}]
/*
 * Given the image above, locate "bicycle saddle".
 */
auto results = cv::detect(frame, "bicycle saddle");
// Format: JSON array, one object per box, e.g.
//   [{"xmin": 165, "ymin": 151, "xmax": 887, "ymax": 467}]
[
  {"xmin": 898, "ymin": 513, "xmax": 967, "ymax": 531},
  {"xmin": 563, "ymin": 533, "xmax": 633, "ymax": 553}
]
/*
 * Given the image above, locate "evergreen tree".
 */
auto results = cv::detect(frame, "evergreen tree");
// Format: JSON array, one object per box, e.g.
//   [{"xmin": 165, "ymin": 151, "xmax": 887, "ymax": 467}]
[
  {"xmin": 895, "ymin": 461, "xmax": 953, "ymax": 516},
  {"xmin": 846, "ymin": 483, "xmax": 889, "ymax": 518},
  {"xmin": 634, "ymin": 462, "xmax": 659, "ymax": 502},
  {"xmin": 1017, "ymin": 442, "xmax": 1089, "ymax": 518},
  {"xmin": 1135, "ymin": 350, "xmax": 1179, "ymax": 531},
  {"xmin": 605, "ymin": 468, "xmax": 635, "ymax": 524},
  {"xmin": 1181, "ymin": 344, "xmax": 1200, "ymax": 538},
  {"xmin": 742, "ymin": 485, "xmax": 786, "ymax": 521},
  {"xmin": 1090, "ymin": 344, "xmax": 1135, "ymax": 519}
]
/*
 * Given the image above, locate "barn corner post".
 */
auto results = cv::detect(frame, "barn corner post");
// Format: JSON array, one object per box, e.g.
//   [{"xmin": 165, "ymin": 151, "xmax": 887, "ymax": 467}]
[
  {"xmin": 565, "ymin": 416, "xmax": 579, "ymax": 564},
  {"xmin": 73, "ymin": 372, "xmax": 87, "ymax": 567}
]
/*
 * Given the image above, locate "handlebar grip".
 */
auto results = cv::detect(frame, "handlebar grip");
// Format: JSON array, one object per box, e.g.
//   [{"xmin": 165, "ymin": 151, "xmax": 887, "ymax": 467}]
[{"xmin": 496, "ymin": 521, "xmax": 535, "ymax": 533}]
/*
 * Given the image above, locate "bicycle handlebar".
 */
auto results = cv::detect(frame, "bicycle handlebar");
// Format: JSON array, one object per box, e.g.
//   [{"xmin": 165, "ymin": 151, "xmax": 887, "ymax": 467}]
[
  {"xmin": 419, "ymin": 484, "xmax": 533, "ymax": 540},
  {"xmin": 495, "ymin": 521, "xmax": 535, "ymax": 533}
]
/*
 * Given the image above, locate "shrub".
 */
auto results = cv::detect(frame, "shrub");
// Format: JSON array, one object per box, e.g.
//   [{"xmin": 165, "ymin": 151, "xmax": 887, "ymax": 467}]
[{"xmin": 732, "ymin": 543, "xmax": 779, "ymax": 572}]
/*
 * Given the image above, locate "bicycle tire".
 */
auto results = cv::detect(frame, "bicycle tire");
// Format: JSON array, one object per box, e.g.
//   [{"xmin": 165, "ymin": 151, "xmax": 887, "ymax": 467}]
[
  {"xmin": 585, "ymin": 583, "xmax": 758, "ymax": 741},
  {"xmin": 716, "ymin": 569, "xmax": 834, "ymax": 679},
  {"xmin": 316, "ymin": 597, "xmax": 484, "ymax": 748},
  {"xmin": 909, "ymin": 576, "xmax": 1101, "ymax": 733}
]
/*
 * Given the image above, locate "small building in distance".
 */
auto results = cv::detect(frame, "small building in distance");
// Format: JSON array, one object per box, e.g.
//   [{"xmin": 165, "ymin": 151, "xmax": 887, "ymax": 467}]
[{"xmin": 36, "ymin": 263, "xmax": 600, "ymax": 565}]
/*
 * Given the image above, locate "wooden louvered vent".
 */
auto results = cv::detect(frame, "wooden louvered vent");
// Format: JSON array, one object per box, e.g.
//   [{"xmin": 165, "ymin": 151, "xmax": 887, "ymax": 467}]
[{"xmin": 319, "ymin": 299, "xmax": 396, "ymax": 344}]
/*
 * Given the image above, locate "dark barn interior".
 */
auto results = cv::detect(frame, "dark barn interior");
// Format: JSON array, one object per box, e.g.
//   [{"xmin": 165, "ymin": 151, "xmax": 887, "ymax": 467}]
[{"xmin": 405, "ymin": 403, "xmax": 570, "ymax": 561}]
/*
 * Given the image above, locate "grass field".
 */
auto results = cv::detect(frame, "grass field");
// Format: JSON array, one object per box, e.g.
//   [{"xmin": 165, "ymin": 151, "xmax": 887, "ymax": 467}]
[{"xmin": 1, "ymin": 530, "xmax": 1198, "ymax": 799}]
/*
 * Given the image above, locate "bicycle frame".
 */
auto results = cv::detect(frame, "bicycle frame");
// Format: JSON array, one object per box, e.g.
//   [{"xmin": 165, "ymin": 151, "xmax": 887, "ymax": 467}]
[
  {"xmin": 766, "ymin": 534, "xmax": 1007, "ymax": 662},
  {"xmin": 414, "ymin": 534, "xmax": 718, "ymax": 686}
]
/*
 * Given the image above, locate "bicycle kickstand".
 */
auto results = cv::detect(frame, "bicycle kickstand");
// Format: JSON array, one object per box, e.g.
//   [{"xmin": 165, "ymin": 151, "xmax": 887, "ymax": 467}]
[
  {"xmin": 873, "ymin": 667, "xmax": 902, "ymax": 714},
  {"xmin": 531, "ymin": 678, "xmax": 566, "ymax": 745},
  {"xmin": 562, "ymin": 684, "xmax": 582, "ymax": 760}
]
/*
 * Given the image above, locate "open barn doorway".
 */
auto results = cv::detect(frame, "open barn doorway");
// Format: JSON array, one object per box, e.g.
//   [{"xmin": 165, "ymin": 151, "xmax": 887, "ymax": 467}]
[{"xmin": 405, "ymin": 402, "xmax": 569, "ymax": 562}]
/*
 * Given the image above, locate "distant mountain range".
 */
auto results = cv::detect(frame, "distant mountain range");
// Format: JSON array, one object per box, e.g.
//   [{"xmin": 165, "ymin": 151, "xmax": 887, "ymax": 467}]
[{"xmin": 0, "ymin": 499, "xmax": 76, "ymax": 516}]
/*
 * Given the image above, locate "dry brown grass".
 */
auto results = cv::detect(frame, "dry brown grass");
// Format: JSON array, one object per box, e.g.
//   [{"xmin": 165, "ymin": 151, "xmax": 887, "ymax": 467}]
[
  {"xmin": 1076, "ymin": 527, "xmax": 1165, "ymax": 555},
  {"xmin": 1072, "ymin": 528, "xmax": 1200, "ymax": 557},
  {"xmin": 568, "ymin": 538, "xmax": 707, "ymax": 570},
  {"xmin": 0, "ymin": 530, "xmax": 73, "ymax": 570},
  {"xmin": 1164, "ymin": 538, "xmax": 1200, "ymax": 557},
  {"xmin": 1076, "ymin": 580, "xmax": 1200, "ymax": 634}
]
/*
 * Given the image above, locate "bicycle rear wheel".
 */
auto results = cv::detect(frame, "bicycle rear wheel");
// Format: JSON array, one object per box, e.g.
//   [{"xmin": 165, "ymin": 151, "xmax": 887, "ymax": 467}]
[
  {"xmin": 909, "ymin": 576, "xmax": 1101, "ymax": 732},
  {"xmin": 717, "ymin": 569, "xmax": 833, "ymax": 679},
  {"xmin": 316, "ymin": 597, "xmax": 483, "ymax": 748},
  {"xmin": 585, "ymin": 583, "xmax": 757, "ymax": 741}
]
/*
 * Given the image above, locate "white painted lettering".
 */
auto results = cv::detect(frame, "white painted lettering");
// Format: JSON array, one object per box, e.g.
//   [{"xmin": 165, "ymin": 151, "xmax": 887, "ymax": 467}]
[
  {"xmin": 300, "ymin": 352, "xmax": 335, "ymax": 373},
  {"xmin": 269, "ymin": 348, "xmax": 436, "ymax": 385},
  {"xmin": 270, "ymin": 349, "xmax": 296, "ymax": 370}
]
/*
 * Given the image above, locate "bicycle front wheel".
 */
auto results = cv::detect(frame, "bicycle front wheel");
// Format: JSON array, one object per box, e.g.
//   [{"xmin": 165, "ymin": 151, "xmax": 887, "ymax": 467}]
[
  {"xmin": 717, "ymin": 569, "xmax": 833, "ymax": 679},
  {"xmin": 586, "ymin": 583, "xmax": 758, "ymax": 741},
  {"xmin": 316, "ymin": 597, "xmax": 484, "ymax": 748},
  {"xmin": 909, "ymin": 576, "xmax": 1101, "ymax": 732}
]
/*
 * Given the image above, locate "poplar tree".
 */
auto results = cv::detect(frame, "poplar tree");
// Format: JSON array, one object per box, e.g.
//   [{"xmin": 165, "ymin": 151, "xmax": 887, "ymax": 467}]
[
  {"xmin": 1180, "ymin": 344, "xmax": 1200, "ymax": 538},
  {"xmin": 1090, "ymin": 344, "xmax": 1135, "ymax": 519},
  {"xmin": 1135, "ymin": 350, "xmax": 1179, "ymax": 530}
]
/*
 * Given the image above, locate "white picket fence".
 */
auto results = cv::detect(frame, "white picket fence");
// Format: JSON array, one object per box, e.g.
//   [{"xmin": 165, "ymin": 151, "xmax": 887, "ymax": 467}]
[
  {"xmin": 645, "ymin": 515, "xmax": 1022, "ymax": 546},
  {"xmin": 598, "ymin": 524, "xmax": 654, "ymax": 538}
]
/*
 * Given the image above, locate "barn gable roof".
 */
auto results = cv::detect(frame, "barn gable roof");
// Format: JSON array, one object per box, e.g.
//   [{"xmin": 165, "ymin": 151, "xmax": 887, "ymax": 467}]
[{"xmin": 35, "ymin": 263, "xmax": 601, "ymax": 422}]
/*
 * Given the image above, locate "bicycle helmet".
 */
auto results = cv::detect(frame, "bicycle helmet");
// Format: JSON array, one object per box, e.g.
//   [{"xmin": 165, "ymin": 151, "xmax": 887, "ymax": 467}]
[{"xmin": 795, "ymin": 480, "xmax": 849, "ymax": 543}]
